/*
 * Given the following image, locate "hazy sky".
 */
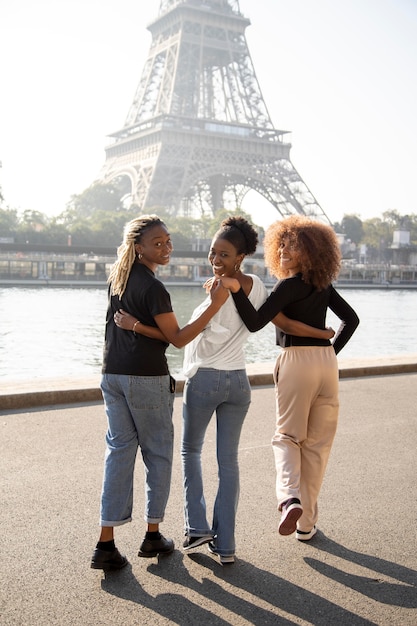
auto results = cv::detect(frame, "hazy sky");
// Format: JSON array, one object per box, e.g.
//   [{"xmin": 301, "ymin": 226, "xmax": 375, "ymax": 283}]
[{"xmin": 1, "ymin": 0, "xmax": 416, "ymax": 228}]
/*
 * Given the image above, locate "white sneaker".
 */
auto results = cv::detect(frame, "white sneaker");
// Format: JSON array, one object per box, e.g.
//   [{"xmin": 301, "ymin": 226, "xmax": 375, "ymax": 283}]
[{"xmin": 296, "ymin": 526, "xmax": 317, "ymax": 541}]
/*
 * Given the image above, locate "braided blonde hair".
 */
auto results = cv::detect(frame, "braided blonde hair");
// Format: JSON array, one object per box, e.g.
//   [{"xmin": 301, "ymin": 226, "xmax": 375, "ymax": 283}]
[{"xmin": 108, "ymin": 214, "xmax": 164, "ymax": 298}]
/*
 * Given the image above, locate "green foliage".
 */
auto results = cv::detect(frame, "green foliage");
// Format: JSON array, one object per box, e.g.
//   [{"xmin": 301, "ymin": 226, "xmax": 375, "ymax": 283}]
[
  {"xmin": 0, "ymin": 182, "xmax": 416, "ymax": 257},
  {"xmin": 338, "ymin": 214, "xmax": 364, "ymax": 244},
  {"xmin": 0, "ymin": 207, "xmax": 20, "ymax": 234},
  {"xmin": 66, "ymin": 181, "xmax": 124, "ymax": 218},
  {"xmin": 205, "ymin": 207, "xmax": 257, "ymax": 237},
  {"xmin": 382, "ymin": 210, "xmax": 417, "ymax": 245},
  {"xmin": 409, "ymin": 216, "xmax": 417, "ymax": 245},
  {"xmin": 360, "ymin": 218, "xmax": 392, "ymax": 261}
]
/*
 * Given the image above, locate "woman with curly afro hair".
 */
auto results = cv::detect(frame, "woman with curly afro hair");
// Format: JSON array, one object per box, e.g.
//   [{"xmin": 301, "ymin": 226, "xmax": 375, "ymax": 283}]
[{"xmin": 220, "ymin": 215, "xmax": 359, "ymax": 542}]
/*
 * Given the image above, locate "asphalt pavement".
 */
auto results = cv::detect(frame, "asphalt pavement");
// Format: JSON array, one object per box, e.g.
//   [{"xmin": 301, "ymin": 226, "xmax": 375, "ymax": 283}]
[{"xmin": 1, "ymin": 359, "xmax": 416, "ymax": 625}]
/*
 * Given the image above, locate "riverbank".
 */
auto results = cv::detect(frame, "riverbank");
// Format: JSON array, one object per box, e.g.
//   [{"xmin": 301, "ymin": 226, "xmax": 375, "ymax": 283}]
[{"xmin": 2, "ymin": 354, "xmax": 417, "ymax": 410}]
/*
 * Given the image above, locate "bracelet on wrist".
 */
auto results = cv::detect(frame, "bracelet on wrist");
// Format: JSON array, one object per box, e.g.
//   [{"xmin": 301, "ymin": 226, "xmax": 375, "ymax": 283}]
[{"xmin": 132, "ymin": 320, "xmax": 140, "ymax": 333}]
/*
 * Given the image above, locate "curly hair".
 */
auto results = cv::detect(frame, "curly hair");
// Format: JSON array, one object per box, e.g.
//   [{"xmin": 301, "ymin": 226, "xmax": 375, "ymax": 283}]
[
  {"xmin": 214, "ymin": 215, "xmax": 258, "ymax": 256},
  {"xmin": 108, "ymin": 214, "xmax": 165, "ymax": 298},
  {"xmin": 263, "ymin": 215, "xmax": 341, "ymax": 290}
]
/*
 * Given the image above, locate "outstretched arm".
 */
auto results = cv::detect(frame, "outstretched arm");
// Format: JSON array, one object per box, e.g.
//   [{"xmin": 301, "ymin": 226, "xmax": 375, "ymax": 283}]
[
  {"xmin": 220, "ymin": 276, "xmax": 335, "ymax": 336},
  {"xmin": 114, "ymin": 280, "xmax": 230, "ymax": 348},
  {"xmin": 273, "ymin": 312, "xmax": 335, "ymax": 340}
]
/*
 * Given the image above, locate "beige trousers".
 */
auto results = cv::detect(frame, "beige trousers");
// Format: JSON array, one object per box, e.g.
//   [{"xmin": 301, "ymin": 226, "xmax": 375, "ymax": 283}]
[{"xmin": 272, "ymin": 346, "xmax": 339, "ymax": 532}]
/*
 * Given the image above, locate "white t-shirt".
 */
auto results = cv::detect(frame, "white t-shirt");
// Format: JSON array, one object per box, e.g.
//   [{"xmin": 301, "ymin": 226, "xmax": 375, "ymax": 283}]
[{"xmin": 182, "ymin": 275, "xmax": 268, "ymax": 378}]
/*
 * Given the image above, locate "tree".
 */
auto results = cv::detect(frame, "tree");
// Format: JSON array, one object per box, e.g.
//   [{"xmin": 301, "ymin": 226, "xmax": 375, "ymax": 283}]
[
  {"xmin": 65, "ymin": 181, "xmax": 126, "ymax": 221},
  {"xmin": 57, "ymin": 180, "xmax": 136, "ymax": 246},
  {"xmin": 90, "ymin": 209, "xmax": 136, "ymax": 247},
  {"xmin": 14, "ymin": 210, "xmax": 50, "ymax": 244},
  {"xmin": 0, "ymin": 208, "xmax": 19, "ymax": 236},
  {"xmin": 20, "ymin": 210, "xmax": 48, "ymax": 229},
  {"xmin": 205, "ymin": 208, "xmax": 261, "ymax": 238},
  {"xmin": 43, "ymin": 217, "xmax": 70, "ymax": 245},
  {"xmin": 408, "ymin": 214, "xmax": 417, "ymax": 245},
  {"xmin": 340, "ymin": 214, "xmax": 364, "ymax": 244},
  {"xmin": 381, "ymin": 209, "xmax": 407, "ymax": 229},
  {"xmin": 362, "ymin": 218, "xmax": 392, "ymax": 262}
]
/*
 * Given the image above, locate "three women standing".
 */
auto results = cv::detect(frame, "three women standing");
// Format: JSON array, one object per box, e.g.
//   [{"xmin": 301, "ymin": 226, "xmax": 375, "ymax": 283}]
[{"xmin": 107, "ymin": 215, "xmax": 334, "ymax": 565}]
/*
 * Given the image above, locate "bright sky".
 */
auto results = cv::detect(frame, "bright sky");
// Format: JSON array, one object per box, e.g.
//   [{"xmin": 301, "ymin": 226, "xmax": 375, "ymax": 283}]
[{"xmin": 1, "ymin": 0, "xmax": 416, "ymax": 229}]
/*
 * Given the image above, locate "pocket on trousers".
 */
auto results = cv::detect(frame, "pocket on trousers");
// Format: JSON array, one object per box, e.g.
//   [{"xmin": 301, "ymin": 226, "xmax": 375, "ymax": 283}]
[
  {"xmin": 129, "ymin": 376, "xmax": 165, "ymax": 410},
  {"xmin": 187, "ymin": 369, "xmax": 220, "ymax": 398}
]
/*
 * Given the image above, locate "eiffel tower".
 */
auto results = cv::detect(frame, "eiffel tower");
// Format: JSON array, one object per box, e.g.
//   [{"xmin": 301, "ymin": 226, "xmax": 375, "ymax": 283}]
[{"xmin": 100, "ymin": 0, "xmax": 331, "ymax": 223}]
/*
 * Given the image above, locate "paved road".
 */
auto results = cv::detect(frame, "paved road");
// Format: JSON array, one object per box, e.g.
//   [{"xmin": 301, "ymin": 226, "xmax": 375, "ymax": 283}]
[{"xmin": 1, "ymin": 372, "xmax": 416, "ymax": 625}]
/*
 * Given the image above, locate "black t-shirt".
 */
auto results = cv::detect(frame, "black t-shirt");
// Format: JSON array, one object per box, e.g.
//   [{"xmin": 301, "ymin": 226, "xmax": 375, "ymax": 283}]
[
  {"xmin": 232, "ymin": 274, "xmax": 359, "ymax": 355},
  {"xmin": 102, "ymin": 263, "xmax": 173, "ymax": 376}
]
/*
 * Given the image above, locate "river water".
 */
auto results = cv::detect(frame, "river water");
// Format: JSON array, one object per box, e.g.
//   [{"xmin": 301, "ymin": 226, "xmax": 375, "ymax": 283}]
[{"xmin": 1, "ymin": 285, "xmax": 416, "ymax": 382}]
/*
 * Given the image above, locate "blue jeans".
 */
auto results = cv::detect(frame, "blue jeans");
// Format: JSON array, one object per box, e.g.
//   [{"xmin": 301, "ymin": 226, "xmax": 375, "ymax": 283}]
[
  {"xmin": 182, "ymin": 368, "xmax": 251, "ymax": 556},
  {"xmin": 99, "ymin": 373, "xmax": 174, "ymax": 526}
]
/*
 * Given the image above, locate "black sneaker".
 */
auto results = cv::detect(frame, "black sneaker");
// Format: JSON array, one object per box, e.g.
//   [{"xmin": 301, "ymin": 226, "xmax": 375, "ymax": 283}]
[
  {"xmin": 279, "ymin": 498, "xmax": 303, "ymax": 536},
  {"xmin": 207, "ymin": 542, "xmax": 235, "ymax": 565},
  {"xmin": 183, "ymin": 535, "xmax": 213, "ymax": 551},
  {"xmin": 138, "ymin": 535, "xmax": 175, "ymax": 558},
  {"xmin": 90, "ymin": 547, "xmax": 128, "ymax": 571}
]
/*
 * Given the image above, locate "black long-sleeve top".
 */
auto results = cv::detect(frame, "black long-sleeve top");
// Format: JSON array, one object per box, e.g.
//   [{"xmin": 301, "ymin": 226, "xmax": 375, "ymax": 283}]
[{"xmin": 232, "ymin": 274, "xmax": 359, "ymax": 355}]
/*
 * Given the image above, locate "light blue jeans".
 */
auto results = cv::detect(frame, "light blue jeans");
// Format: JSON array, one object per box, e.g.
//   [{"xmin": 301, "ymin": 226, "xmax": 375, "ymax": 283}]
[
  {"xmin": 182, "ymin": 368, "xmax": 251, "ymax": 556},
  {"xmin": 99, "ymin": 373, "xmax": 174, "ymax": 526}
]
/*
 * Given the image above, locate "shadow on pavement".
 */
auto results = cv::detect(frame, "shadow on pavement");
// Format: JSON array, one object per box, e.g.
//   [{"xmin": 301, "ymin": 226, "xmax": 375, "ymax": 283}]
[
  {"xmin": 303, "ymin": 532, "xmax": 417, "ymax": 608},
  {"xmin": 101, "ymin": 548, "xmax": 375, "ymax": 625}
]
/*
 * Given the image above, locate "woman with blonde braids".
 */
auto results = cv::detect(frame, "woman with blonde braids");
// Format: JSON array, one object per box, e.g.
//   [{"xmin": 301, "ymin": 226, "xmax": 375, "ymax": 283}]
[
  {"xmin": 219, "ymin": 216, "xmax": 359, "ymax": 542},
  {"xmin": 91, "ymin": 215, "xmax": 229, "ymax": 571}
]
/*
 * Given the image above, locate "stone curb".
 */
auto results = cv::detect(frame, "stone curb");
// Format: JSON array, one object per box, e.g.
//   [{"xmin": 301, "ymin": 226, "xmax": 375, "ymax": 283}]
[{"xmin": 1, "ymin": 355, "xmax": 417, "ymax": 411}]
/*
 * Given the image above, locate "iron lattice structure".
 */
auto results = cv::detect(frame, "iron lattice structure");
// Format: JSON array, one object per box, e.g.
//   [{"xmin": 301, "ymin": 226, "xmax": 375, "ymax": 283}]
[{"xmin": 101, "ymin": 0, "xmax": 331, "ymax": 222}]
